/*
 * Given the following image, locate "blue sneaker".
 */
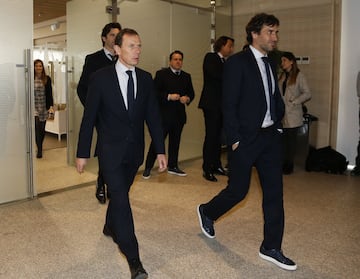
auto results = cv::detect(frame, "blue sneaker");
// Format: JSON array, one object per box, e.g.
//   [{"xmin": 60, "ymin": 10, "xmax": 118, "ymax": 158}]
[
  {"xmin": 197, "ymin": 204, "xmax": 215, "ymax": 238},
  {"xmin": 259, "ymin": 245, "xmax": 297, "ymax": 271}
]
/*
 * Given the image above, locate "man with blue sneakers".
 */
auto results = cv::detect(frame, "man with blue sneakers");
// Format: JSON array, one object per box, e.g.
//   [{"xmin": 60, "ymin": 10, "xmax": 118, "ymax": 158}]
[{"xmin": 197, "ymin": 13, "xmax": 297, "ymax": 271}]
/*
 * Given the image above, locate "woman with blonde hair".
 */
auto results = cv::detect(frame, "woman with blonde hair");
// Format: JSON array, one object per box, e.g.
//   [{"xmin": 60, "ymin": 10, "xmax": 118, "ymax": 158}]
[
  {"xmin": 279, "ymin": 52, "xmax": 311, "ymax": 174},
  {"xmin": 34, "ymin": 59, "xmax": 54, "ymax": 158}
]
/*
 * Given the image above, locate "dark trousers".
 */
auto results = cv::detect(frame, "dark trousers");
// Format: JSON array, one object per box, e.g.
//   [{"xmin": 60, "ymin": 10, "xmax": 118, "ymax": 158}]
[
  {"xmin": 202, "ymin": 109, "xmax": 223, "ymax": 172},
  {"xmin": 282, "ymin": 127, "xmax": 299, "ymax": 170},
  {"xmin": 103, "ymin": 163, "xmax": 139, "ymax": 261},
  {"xmin": 97, "ymin": 157, "xmax": 105, "ymax": 187},
  {"xmin": 35, "ymin": 116, "xmax": 46, "ymax": 152},
  {"xmin": 203, "ymin": 127, "xmax": 285, "ymax": 249},
  {"xmin": 145, "ymin": 121, "xmax": 184, "ymax": 169}
]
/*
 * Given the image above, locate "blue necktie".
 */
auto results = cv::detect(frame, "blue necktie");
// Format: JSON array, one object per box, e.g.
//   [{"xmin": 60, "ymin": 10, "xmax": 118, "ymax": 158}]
[
  {"xmin": 261, "ymin": 57, "xmax": 276, "ymax": 122},
  {"xmin": 126, "ymin": 70, "xmax": 135, "ymax": 116}
]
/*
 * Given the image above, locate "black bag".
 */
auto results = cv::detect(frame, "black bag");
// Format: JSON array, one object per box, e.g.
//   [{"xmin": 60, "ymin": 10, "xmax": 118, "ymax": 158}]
[{"xmin": 305, "ymin": 146, "xmax": 348, "ymax": 174}]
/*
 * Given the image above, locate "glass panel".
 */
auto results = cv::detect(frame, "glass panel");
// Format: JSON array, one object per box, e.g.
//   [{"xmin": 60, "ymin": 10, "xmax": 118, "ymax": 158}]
[
  {"xmin": 0, "ymin": 1, "xmax": 33, "ymax": 204},
  {"xmin": 0, "ymin": 62, "xmax": 31, "ymax": 203}
]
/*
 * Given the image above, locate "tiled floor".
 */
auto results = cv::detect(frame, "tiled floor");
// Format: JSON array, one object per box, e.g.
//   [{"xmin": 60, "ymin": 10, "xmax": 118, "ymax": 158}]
[
  {"xmin": 34, "ymin": 147, "xmax": 97, "ymax": 194},
  {"xmin": 1, "ymin": 157, "xmax": 360, "ymax": 278}
]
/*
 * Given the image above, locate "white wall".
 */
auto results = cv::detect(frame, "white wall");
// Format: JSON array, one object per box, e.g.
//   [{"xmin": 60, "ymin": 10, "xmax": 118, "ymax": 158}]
[{"xmin": 337, "ymin": 0, "xmax": 360, "ymax": 165}]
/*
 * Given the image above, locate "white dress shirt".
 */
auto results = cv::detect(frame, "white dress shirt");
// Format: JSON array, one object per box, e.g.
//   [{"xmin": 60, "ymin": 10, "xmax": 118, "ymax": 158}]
[
  {"xmin": 115, "ymin": 61, "xmax": 137, "ymax": 110},
  {"xmin": 249, "ymin": 45, "xmax": 274, "ymax": 128}
]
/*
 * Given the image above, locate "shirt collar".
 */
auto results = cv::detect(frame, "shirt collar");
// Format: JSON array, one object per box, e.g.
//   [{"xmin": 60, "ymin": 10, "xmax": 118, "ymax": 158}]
[
  {"xmin": 116, "ymin": 60, "xmax": 135, "ymax": 73},
  {"xmin": 217, "ymin": 52, "xmax": 224, "ymax": 59},
  {"xmin": 249, "ymin": 45, "xmax": 267, "ymax": 59},
  {"xmin": 170, "ymin": 66, "xmax": 181, "ymax": 74},
  {"xmin": 103, "ymin": 48, "xmax": 113, "ymax": 59}
]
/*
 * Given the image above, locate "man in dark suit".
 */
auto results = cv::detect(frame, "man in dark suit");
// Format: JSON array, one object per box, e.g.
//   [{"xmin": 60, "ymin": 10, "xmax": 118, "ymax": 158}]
[
  {"xmin": 197, "ymin": 13, "xmax": 297, "ymax": 271},
  {"xmin": 76, "ymin": 28, "xmax": 167, "ymax": 279},
  {"xmin": 198, "ymin": 36, "xmax": 234, "ymax": 182},
  {"xmin": 143, "ymin": 50, "xmax": 194, "ymax": 178},
  {"xmin": 77, "ymin": 22, "xmax": 121, "ymax": 204}
]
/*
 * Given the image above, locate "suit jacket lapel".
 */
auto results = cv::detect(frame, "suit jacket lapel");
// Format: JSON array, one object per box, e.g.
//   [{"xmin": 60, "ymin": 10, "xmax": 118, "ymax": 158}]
[
  {"xmin": 110, "ymin": 65, "xmax": 128, "ymax": 114},
  {"xmin": 133, "ymin": 68, "xmax": 143, "ymax": 111},
  {"xmin": 247, "ymin": 50, "xmax": 266, "ymax": 98}
]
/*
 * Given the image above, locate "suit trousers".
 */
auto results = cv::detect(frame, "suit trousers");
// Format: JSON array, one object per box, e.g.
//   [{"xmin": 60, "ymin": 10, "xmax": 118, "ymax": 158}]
[
  {"xmin": 282, "ymin": 127, "xmax": 299, "ymax": 170},
  {"xmin": 103, "ymin": 163, "xmax": 140, "ymax": 260},
  {"xmin": 35, "ymin": 116, "xmax": 46, "ymax": 152},
  {"xmin": 203, "ymin": 127, "xmax": 285, "ymax": 249},
  {"xmin": 202, "ymin": 108, "xmax": 223, "ymax": 172},
  {"xmin": 145, "ymin": 121, "xmax": 184, "ymax": 169}
]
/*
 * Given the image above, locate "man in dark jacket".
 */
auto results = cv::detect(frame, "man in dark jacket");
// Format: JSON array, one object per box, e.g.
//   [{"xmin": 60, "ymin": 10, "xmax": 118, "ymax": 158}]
[
  {"xmin": 77, "ymin": 22, "xmax": 121, "ymax": 203},
  {"xmin": 197, "ymin": 13, "xmax": 297, "ymax": 271},
  {"xmin": 198, "ymin": 36, "xmax": 234, "ymax": 182},
  {"xmin": 76, "ymin": 28, "xmax": 166, "ymax": 279},
  {"xmin": 143, "ymin": 50, "xmax": 194, "ymax": 178}
]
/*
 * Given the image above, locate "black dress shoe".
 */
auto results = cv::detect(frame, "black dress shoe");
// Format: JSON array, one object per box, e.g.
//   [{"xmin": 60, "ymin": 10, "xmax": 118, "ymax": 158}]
[
  {"xmin": 128, "ymin": 259, "xmax": 148, "ymax": 279},
  {"xmin": 213, "ymin": 167, "xmax": 227, "ymax": 176},
  {"xmin": 203, "ymin": 172, "xmax": 217, "ymax": 182},
  {"xmin": 36, "ymin": 150, "xmax": 42, "ymax": 158},
  {"xmin": 95, "ymin": 184, "xmax": 106, "ymax": 204}
]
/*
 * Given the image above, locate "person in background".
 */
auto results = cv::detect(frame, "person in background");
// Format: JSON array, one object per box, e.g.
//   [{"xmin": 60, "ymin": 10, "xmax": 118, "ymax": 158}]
[
  {"xmin": 142, "ymin": 50, "xmax": 194, "ymax": 179},
  {"xmin": 34, "ymin": 59, "xmax": 54, "ymax": 159},
  {"xmin": 77, "ymin": 22, "xmax": 122, "ymax": 204},
  {"xmin": 351, "ymin": 71, "xmax": 360, "ymax": 176},
  {"xmin": 279, "ymin": 51, "xmax": 311, "ymax": 174},
  {"xmin": 198, "ymin": 35, "xmax": 234, "ymax": 182},
  {"xmin": 76, "ymin": 28, "xmax": 167, "ymax": 279},
  {"xmin": 197, "ymin": 13, "xmax": 297, "ymax": 271}
]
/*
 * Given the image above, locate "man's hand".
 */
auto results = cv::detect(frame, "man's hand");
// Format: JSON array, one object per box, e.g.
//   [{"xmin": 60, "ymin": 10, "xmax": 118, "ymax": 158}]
[
  {"xmin": 232, "ymin": 142, "xmax": 239, "ymax": 151},
  {"xmin": 76, "ymin": 157, "xmax": 88, "ymax": 174},
  {"xmin": 168, "ymin": 93, "xmax": 180, "ymax": 101},
  {"xmin": 156, "ymin": 154, "xmax": 167, "ymax": 172},
  {"xmin": 179, "ymin": 96, "xmax": 190, "ymax": 104}
]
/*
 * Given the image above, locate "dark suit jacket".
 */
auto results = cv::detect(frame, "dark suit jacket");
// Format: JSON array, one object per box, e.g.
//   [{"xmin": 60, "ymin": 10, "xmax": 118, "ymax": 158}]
[
  {"xmin": 222, "ymin": 49, "xmax": 285, "ymax": 146},
  {"xmin": 154, "ymin": 67, "xmax": 195, "ymax": 125},
  {"xmin": 77, "ymin": 49, "xmax": 114, "ymax": 105},
  {"xmin": 198, "ymin": 52, "xmax": 224, "ymax": 111},
  {"xmin": 76, "ymin": 65, "xmax": 165, "ymax": 171}
]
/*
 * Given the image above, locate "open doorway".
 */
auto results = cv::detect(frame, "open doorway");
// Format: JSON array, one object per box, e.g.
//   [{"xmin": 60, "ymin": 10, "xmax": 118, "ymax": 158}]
[{"xmin": 33, "ymin": 19, "xmax": 97, "ymax": 194}]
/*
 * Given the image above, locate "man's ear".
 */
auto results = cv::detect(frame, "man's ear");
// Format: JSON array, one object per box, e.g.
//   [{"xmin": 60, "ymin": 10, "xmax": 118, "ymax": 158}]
[
  {"xmin": 251, "ymin": 31, "xmax": 258, "ymax": 40},
  {"xmin": 114, "ymin": 45, "xmax": 120, "ymax": 55}
]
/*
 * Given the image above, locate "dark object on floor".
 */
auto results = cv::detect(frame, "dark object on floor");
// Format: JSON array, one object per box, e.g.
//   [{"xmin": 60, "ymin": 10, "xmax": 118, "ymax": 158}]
[
  {"xmin": 213, "ymin": 166, "xmax": 228, "ymax": 176},
  {"xmin": 96, "ymin": 183, "xmax": 106, "ymax": 204},
  {"xmin": 36, "ymin": 150, "xmax": 42, "ymax": 158},
  {"xmin": 305, "ymin": 146, "xmax": 348, "ymax": 174},
  {"xmin": 128, "ymin": 259, "xmax": 148, "ymax": 279},
  {"xmin": 203, "ymin": 171, "xmax": 217, "ymax": 182},
  {"xmin": 350, "ymin": 166, "xmax": 360, "ymax": 176}
]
